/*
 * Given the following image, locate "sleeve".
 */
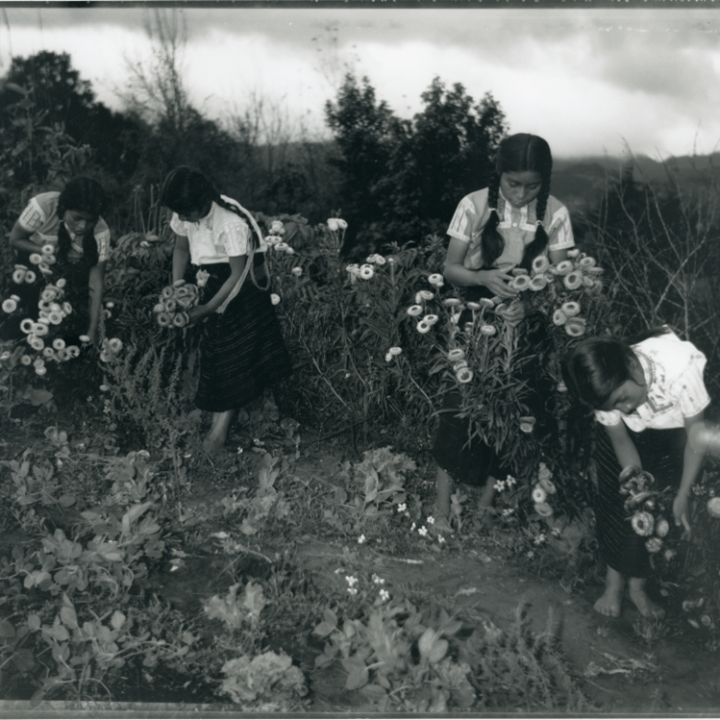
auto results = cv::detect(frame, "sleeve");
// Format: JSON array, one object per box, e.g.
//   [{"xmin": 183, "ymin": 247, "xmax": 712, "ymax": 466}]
[
  {"xmin": 447, "ymin": 196, "xmax": 478, "ymax": 243},
  {"xmin": 217, "ymin": 219, "xmax": 251, "ymax": 256},
  {"xmin": 169, "ymin": 213, "xmax": 188, "ymax": 237},
  {"xmin": 547, "ymin": 203, "xmax": 575, "ymax": 251},
  {"xmin": 594, "ymin": 408, "xmax": 623, "ymax": 426},
  {"xmin": 17, "ymin": 197, "xmax": 48, "ymax": 232},
  {"xmin": 95, "ymin": 227, "xmax": 111, "ymax": 263},
  {"xmin": 672, "ymin": 346, "xmax": 711, "ymax": 419}
]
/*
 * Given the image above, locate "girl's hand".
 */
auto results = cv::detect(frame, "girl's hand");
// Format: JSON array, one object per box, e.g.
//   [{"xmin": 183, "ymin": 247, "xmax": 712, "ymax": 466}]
[
  {"xmin": 499, "ymin": 299, "xmax": 527, "ymax": 327},
  {"xmin": 478, "ymin": 269, "xmax": 517, "ymax": 299},
  {"xmin": 187, "ymin": 305, "xmax": 211, "ymax": 326},
  {"xmin": 673, "ymin": 491, "xmax": 691, "ymax": 538}
]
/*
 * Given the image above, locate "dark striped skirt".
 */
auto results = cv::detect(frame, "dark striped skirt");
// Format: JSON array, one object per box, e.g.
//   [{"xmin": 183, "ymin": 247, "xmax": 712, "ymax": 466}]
[
  {"xmin": 593, "ymin": 423, "xmax": 685, "ymax": 578},
  {"xmin": 195, "ymin": 262, "xmax": 292, "ymax": 413}
]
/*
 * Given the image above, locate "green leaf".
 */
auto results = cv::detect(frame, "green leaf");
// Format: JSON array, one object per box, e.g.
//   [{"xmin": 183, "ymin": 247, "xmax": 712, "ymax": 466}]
[
  {"xmin": 52, "ymin": 624, "xmax": 69, "ymax": 642},
  {"xmin": 344, "ymin": 661, "xmax": 369, "ymax": 691},
  {"xmin": 58, "ymin": 494, "xmax": 76, "ymax": 508},
  {"xmin": 110, "ymin": 611, "xmax": 126, "ymax": 630},
  {"xmin": 27, "ymin": 614, "xmax": 41, "ymax": 632},
  {"xmin": 313, "ymin": 621, "xmax": 336, "ymax": 638},
  {"xmin": 121, "ymin": 501, "xmax": 152, "ymax": 535},
  {"xmin": 0, "ymin": 619, "xmax": 16, "ymax": 638},
  {"xmin": 60, "ymin": 606, "xmax": 78, "ymax": 630}
]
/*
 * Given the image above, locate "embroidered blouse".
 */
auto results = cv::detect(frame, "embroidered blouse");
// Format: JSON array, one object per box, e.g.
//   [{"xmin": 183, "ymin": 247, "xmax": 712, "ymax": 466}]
[
  {"xmin": 594, "ymin": 331, "xmax": 710, "ymax": 431},
  {"xmin": 170, "ymin": 196, "xmax": 267, "ymax": 266},
  {"xmin": 447, "ymin": 188, "xmax": 575, "ymax": 272},
  {"xmin": 17, "ymin": 192, "xmax": 111, "ymax": 263}
]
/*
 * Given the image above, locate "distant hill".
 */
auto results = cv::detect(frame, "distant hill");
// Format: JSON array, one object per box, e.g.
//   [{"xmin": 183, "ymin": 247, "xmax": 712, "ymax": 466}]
[{"xmin": 551, "ymin": 152, "xmax": 720, "ymax": 221}]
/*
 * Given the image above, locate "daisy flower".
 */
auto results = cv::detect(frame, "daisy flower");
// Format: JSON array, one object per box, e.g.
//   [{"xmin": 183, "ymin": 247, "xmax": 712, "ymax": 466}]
[
  {"xmin": 531, "ymin": 486, "xmax": 547, "ymax": 503},
  {"xmin": 156, "ymin": 312, "xmax": 172, "ymax": 327},
  {"xmin": 291, "ymin": 266, "xmax": 303, "ymax": 277},
  {"xmin": 416, "ymin": 320, "xmax": 431, "ymax": 334},
  {"xmin": 466, "ymin": 301, "xmax": 482, "ymax": 311},
  {"xmin": 578, "ymin": 256, "xmax": 596, "ymax": 268},
  {"xmin": 510, "ymin": 275, "xmax": 531, "ymax": 292},
  {"xmin": 456, "ymin": 367, "xmax": 473, "ymax": 383},
  {"xmin": 270, "ymin": 220, "xmax": 284, "ymax": 234},
  {"xmin": 35, "ymin": 366, "xmax": 47, "ymax": 377},
  {"xmin": 534, "ymin": 502, "xmax": 554, "ymax": 518},
  {"xmin": 423, "ymin": 314, "xmax": 439, "ymax": 326},
  {"xmin": 645, "ymin": 537, "xmax": 663, "ymax": 553},
  {"xmin": 20, "ymin": 355, "xmax": 32, "ymax": 366},
  {"xmin": 442, "ymin": 297, "xmax": 462, "ymax": 307},
  {"xmin": 529, "ymin": 275, "xmax": 548, "ymax": 292},
  {"xmin": 388, "ymin": 346, "xmax": 402, "ymax": 356},
  {"xmin": 560, "ymin": 301, "xmax": 581, "ymax": 317},
  {"xmin": 416, "ymin": 290, "xmax": 434, "ymax": 302},
  {"xmin": 29, "ymin": 253, "xmax": 43, "ymax": 265},
  {"xmin": 12, "ymin": 269, "xmax": 26, "ymax": 284},
  {"xmin": 567, "ymin": 248, "xmax": 580, "ymax": 259},
  {"xmin": 29, "ymin": 337, "xmax": 45, "ymax": 351},
  {"xmin": 327, "ymin": 218, "xmax": 340, "ymax": 231},
  {"xmin": 2, "ymin": 299, "xmax": 17, "ymax": 313},
  {"xmin": 563, "ymin": 271, "xmax": 583, "ymax": 290},
  {"xmin": 447, "ymin": 348, "xmax": 466, "ymax": 362},
  {"xmin": 553, "ymin": 260, "xmax": 573, "ymax": 276},
  {"xmin": 42, "ymin": 347, "xmax": 55, "ymax": 359},
  {"xmin": 480, "ymin": 297, "xmax": 496, "ymax": 308},
  {"xmin": 552, "ymin": 309, "xmax": 568, "ymax": 326},
  {"xmin": 406, "ymin": 305, "xmax": 423, "ymax": 317},
  {"xmin": 336, "ymin": 219, "xmax": 348, "ymax": 229},
  {"xmin": 655, "ymin": 517, "xmax": 669, "ymax": 537},
  {"xmin": 428, "ymin": 273, "xmax": 445, "ymax": 287},
  {"xmin": 275, "ymin": 242, "xmax": 290, "ymax": 252},
  {"xmin": 480, "ymin": 325, "xmax": 497, "ymax": 336},
  {"xmin": 519, "ymin": 416, "xmax": 536, "ymax": 434},
  {"xmin": 531, "ymin": 256, "xmax": 550, "ymax": 275},
  {"xmin": 24, "ymin": 270, "xmax": 37, "ymax": 284},
  {"xmin": 56, "ymin": 278, "xmax": 66, "ymax": 289},
  {"xmin": 631, "ymin": 511, "xmax": 654, "ymax": 537},
  {"xmin": 564, "ymin": 317, "xmax": 587, "ymax": 338},
  {"xmin": 384, "ymin": 352, "xmax": 393, "ymax": 362},
  {"xmin": 52, "ymin": 338, "xmax": 66, "ymax": 351},
  {"xmin": 359, "ymin": 265, "xmax": 374, "ymax": 280},
  {"xmin": 270, "ymin": 294, "xmax": 281, "ymax": 305}
]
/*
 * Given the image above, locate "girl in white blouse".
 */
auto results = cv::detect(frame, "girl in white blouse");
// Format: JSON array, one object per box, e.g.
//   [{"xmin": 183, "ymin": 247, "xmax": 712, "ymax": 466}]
[
  {"xmin": 563, "ymin": 327, "xmax": 710, "ymax": 619},
  {"xmin": 161, "ymin": 167, "xmax": 292, "ymax": 456}
]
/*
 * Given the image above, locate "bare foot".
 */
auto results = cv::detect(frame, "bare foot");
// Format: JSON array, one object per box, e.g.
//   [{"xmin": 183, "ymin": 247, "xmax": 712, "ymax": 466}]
[
  {"xmin": 594, "ymin": 566, "xmax": 624, "ymax": 617},
  {"xmin": 628, "ymin": 578, "xmax": 665, "ymax": 618},
  {"xmin": 202, "ymin": 435, "xmax": 225, "ymax": 458}
]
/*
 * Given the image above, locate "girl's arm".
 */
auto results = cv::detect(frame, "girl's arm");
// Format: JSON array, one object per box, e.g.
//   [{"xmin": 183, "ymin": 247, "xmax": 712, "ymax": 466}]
[
  {"xmin": 443, "ymin": 237, "xmax": 516, "ymax": 298},
  {"xmin": 172, "ymin": 235, "xmax": 191, "ymax": 283},
  {"xmin": 674, "ymin": 410, "xmax": 706, "ymax": 536},
  {"xmin": 189, "ymin": 254, "xmax": 246, "ymax": 323},
  {"xmin": 8, "ymin": 220, "xmax": 43, "ymax": 255},
  {"xmin": 605, "ymin": 421, "xmax": 642, "ymax": 470},
  {"xmin": 86, "ymin": 261, "xmax": 106, "ymax": 344}
]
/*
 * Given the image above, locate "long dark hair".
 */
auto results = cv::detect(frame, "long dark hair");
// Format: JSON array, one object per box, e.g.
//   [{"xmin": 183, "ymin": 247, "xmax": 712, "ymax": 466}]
[
  {"xmin": 56, "ymin": 177, "xmax": 106, "ymax": 266},
  {"xmin": 481, "ymin": 133, "xmax": 553, "ymax": 271},
  {"xmin": 562, "ymin": 326, "xmax": 670, "ymax": 408},
  {"xmin": 160, "ymin": 166, "xmax": 259, "ymax": 252}
]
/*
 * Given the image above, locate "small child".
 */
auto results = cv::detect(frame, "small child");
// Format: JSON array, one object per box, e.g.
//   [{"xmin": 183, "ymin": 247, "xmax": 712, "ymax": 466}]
[{"xmin": 563, "ymin": 326, "xmax": 710, "ymax": 618}]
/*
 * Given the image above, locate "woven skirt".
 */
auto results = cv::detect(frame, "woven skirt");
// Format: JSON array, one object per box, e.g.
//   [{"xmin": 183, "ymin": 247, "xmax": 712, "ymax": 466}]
[
  {"xmin": 194, "ymin": 262, "xmax": 293, "ymax": 413},
  {"xmin": 593, "ymin": 423, "xmax": 685, "ymax": 578}
]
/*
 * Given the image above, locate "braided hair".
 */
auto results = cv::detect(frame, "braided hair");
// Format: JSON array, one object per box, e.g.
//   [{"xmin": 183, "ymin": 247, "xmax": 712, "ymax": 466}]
[
  {"xmin": 56, "ymin": 177, "xmax": 106, "ymax": 267},
  {"xmin": 160, "ymin": 167, "xmax": 267, "ymax": 290},
  {"xmin": 480, "ymin": 133, "xmax": 553, "ymax": 271}
]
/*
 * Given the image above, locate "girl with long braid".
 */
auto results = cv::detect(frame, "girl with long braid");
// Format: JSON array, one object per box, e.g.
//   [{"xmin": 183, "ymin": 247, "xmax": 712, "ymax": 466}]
[
  {"xmin": 161, "ymin": 167, "xmax": 292, "ymax": 456},
  {"xmin": 432, "ymin": 133, "xmax": 575, "ymax": 529},
  {"xmin": 6, "ymin": 177, "xmax": 109, "ymax": 344}
]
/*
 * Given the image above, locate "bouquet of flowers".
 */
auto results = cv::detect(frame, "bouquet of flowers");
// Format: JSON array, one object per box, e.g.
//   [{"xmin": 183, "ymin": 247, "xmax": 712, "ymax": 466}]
[
  {"xmin": 505, "ymin": 249, "xmax": 605, "ymax": 340},
  {"xmin": 620, "ymin": 465, "xmax": 672, "ymax": 555},
  {"xmin": 153, "ymin": 280, "xmax": 199, "ymax": 328}
]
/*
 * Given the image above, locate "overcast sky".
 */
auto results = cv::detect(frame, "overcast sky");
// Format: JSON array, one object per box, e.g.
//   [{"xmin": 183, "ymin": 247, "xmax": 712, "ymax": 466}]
[{"xmin": 1, "ymin": 5, "xmax": 719, "ymax": 159}]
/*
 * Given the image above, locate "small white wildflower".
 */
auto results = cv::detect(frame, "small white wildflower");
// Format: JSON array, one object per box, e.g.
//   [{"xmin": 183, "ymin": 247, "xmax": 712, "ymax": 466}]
[
  {"xmin": 397, "ymin": 503, "xmax": 407, "ymax": 512},
  {"xmin": 428, "ymin": 273, "xmax": 444, "ymax": 287},
  {"xmin": 348, "ymin": 588, "xmax": 358, "ymax": 596},
  {"xmin": 372, "ymin": 573, "xmax": 385, "ymax": 585},
  {"xmin": 410, "ymin": 522, "xmax": 416, "ymax": 531},
  {"xmin": 385, "ymin": 352, "xmax": 393, "ymax": 362},
  {"xmin": 359, "ymin": 265, "xmax": 375, "ymax": 280},
  {"xmin": 406, "ymin": 304, "xmax": 423, "ymax": 317},
  {"xmin": 270, "ymin": 293, "xmax": 281, "ymax": 305},
  {"xmin": 379, "ymin": 589, "xmax": 390, "ymax": 602},
  {"xmin": 493, "ymin": 480, "xmax": 506, "ymax": 492},
  {"xmin": 388, "ymin": 346, "xmax": 402, "ymax": 356},
  {"xmin": 438, "ymin": 536, "xmax": 446, "ymax": 544},
  {"xmin": 291, "ymin": 266, "xmax": 303, "ymax": 277},
  {"xmin": 345, "ymin": 575, "xmax": 358, "ymax": 586},
  {"xmin": 427, "ymin": 516, "xmax": 435, "ymax": 525},
  {"xmin": 358, "ymin": 534, "xmax": 366, "ymax": 544},
  {"xmin": 534, "ymin": 533, "xmax": 546, "ymax": 546},
  {"xmin": 418, "ymin": 526, "xmax": 428, "ymax": 537}
]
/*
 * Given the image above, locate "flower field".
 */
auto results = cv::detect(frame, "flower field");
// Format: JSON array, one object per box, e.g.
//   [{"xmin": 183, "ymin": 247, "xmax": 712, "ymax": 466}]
[{"xmin": 2, "ymin": 206, "xmax": 720, "ymax": 713}]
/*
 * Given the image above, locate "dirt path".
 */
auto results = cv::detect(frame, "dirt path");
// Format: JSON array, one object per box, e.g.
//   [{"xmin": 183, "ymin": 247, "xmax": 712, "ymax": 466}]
[{"xmin": 291, "ymin": 536, "xmax": 720, "ymax": 713}]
